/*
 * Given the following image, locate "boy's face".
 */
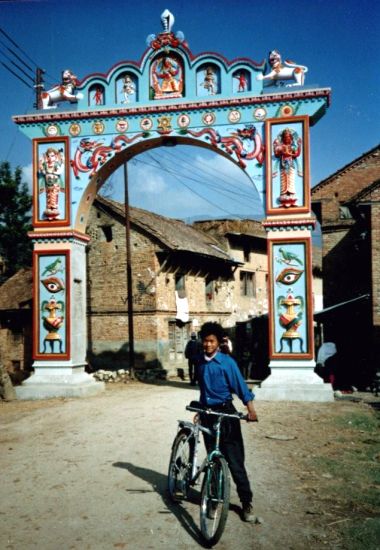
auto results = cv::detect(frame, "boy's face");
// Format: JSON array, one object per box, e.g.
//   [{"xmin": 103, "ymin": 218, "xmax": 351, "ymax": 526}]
[{"xmin": 202, "ymin": 334, "xmax": 219, "ymax": 357}]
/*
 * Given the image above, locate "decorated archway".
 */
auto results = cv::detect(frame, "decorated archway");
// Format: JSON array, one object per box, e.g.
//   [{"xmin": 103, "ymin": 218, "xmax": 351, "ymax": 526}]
[{"xmin": 13, "ymin": 10, "xmax": 332, "ymax": 400}]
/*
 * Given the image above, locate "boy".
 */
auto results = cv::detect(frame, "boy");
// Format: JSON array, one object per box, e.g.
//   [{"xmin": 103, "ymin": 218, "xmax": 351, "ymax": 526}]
[{"xmin": 196, "ymin": 321, "xmax": 258, "ymax": 522}]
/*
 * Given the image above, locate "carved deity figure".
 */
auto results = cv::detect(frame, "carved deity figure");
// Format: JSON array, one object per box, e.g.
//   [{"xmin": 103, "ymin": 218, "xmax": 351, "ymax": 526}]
[
  {"xmin": 38, "ymin": 147, "xmax": 64, "ymax": 220},
  {"xmin": 203, "ymin": 66, "xmax": 217, "ymax": 95},
  {"xmin": 234, "ymin": 72, "xmax": 247, "ymax": 92},
  {"xmin": 93, "ymin": 87, "xmax": 103, "ymax": 105},
  {"xmin": 121, "ymin": 75, "xmax": 135, "ymax": 103},
  {"xmin": 151, "ymin": 55, "xmax": 182, "ymax": 98},
  {"xmin": 273, "ymin": 128, "xmax": 302, "ymax": 208}
]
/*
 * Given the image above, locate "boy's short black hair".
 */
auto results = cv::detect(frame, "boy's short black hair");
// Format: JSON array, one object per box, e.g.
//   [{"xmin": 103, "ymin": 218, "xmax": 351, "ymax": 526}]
[{"xmin": 199, "ymin": 322, "xmax": 224, "ymax": 343}]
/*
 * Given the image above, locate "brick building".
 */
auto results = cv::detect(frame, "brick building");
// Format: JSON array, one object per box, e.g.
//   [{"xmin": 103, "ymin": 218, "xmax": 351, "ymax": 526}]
[
  {"xmin": 193, "ymin": 219, "xmax": 268, "ymax": 323},
  {"xmin": 0, "ymin": 268, "xmax": 32, "ymax": 376},
  {"xmin": 86, "ymin": 196, "xmax": 242, "ymax": 376},
  {"xmin": 311, "ymin": 144, "xmax": 380, "ymax": 387}
]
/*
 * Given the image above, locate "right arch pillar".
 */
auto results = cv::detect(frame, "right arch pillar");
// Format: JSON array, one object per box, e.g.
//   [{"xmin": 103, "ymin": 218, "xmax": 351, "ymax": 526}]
[{"xmin": 257, "ymin": 115, "xmax": 333, "ymax": 401}]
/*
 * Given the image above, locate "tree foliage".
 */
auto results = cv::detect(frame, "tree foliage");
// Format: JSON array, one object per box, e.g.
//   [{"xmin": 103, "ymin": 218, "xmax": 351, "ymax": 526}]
[{"xmin": 0, "ymin": 162, "xmax": 32, "ymax": 282}]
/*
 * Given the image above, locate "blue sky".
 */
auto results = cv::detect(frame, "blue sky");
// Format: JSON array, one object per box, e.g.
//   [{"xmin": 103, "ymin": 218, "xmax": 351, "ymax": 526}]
[{"xmin": 1, "ymin": 0, "xmax": 379, "ymax": 221}]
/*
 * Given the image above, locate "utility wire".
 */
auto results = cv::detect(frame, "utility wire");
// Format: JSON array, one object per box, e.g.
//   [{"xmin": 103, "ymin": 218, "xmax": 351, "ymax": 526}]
[
  {"xmin": 159, "ymin": 146, "xmax": 255, "ymax": 191},
  {"xmin": 144, "ymin": 151, "xmax": 260, "ymax": 206},
  {"xmin": 0, "ymin": 60, "xmax": 33, "ymax": 88},
  {"xmin": 133, "ymin": 156, "xmax": 250, "ymax": 218},
  {"xmin": 0, "ymin": 27, "xmax": 57, "ymax": 92},
  {"xmin": 0, "ymin": 38, "xmax": 34, "ymax": 73},
  {"xmin": 136, "ymin": 155, "xmax": 254, "ymax": 211},
  {"xmin": 0, "ymin": 48, "xmax": 35, "ymax": 82},
  {"xmin": 0, "ymin": 27, "xmax": 39, "ymax": 68},
  {"xmin": 172, "ymin": 170, "xmax": 242, "ymax": 218}
]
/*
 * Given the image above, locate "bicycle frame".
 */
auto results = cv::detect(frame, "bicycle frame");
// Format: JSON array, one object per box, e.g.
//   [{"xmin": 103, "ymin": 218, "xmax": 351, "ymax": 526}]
[{"xmin": 176, "ymin": 405, "xmax": 245, "ymax": 486}]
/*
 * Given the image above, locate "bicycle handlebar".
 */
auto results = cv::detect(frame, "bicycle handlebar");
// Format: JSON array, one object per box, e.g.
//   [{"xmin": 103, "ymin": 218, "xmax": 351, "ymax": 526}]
[{"xmin": 186, "ymin": 404, "xmax": 249, "ymax": 420}]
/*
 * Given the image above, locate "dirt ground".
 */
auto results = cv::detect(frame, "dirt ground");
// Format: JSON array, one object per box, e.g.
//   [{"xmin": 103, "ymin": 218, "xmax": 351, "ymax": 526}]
[{"xmin": 1, "ymin": 381, "xmax": 379, "ymax": 550}]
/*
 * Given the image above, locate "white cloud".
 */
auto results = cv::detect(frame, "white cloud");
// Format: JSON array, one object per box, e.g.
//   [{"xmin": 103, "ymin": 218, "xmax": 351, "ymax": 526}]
[
  {"xmin": 22, "ymin": 163, "xmax": 33, "ymax": 193},
  {"xmin": 98, "ymin": 146, "xmax": 264, "ymax": 220}
]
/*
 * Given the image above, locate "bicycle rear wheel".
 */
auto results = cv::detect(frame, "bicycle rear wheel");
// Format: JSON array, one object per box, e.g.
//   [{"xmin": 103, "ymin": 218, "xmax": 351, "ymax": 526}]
[
  {"xmin": 167, "ymin": 428, "xmax": 194, "ymax": 502},
  {"xmin": 200, "ymin": 456, "xmax": 230, "ymax": 546}
]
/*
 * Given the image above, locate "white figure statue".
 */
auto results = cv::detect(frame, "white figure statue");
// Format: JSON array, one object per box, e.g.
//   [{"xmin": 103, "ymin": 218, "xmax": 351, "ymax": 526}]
[{"xmin": 257, "ymin": 50, "xmax": 308, "ymax": 87}]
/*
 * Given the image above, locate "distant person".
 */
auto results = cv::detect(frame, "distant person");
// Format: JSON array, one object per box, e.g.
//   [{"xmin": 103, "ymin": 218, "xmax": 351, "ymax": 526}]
[
  {"xmin": 185, "ymin": 332, "xmax": 201, "ymax": 385},
  {"xmin": 316, "ymin": 342, "xmax": 338, "ymax": 387},
  {"xmin": 220, "ymin": 334, "xmax": 233, "ymax": 355}
]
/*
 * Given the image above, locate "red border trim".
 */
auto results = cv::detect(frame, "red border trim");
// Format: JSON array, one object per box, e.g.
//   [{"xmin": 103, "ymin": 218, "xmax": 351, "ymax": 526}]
[
  {"xmin": 32, "ymin": 137, "xmax": 71, "ymax": 228},
  {"xmin": 267, "ymin": 236, "xmax": 314, "ymax": 360},
  {"xmin": 265, "ymin": 116, "xmax": 311, "ymax": 216},
  {"xmin": 33, "ymin": 249, "xmax": 71, "ymax": 361},
  {"xmin": 28, "ymin": 230, "xmax": 90, "ymax": 243}
]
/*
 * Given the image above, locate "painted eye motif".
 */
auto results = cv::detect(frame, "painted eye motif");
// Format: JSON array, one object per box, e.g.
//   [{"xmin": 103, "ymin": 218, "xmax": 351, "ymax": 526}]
[
  {"xmin": 276, "ymin": 268, "xmax": 303, "ymax": 285},
  {"xmin": 41, "ymin": 276, "xmax": 65, "ymax": 293}
]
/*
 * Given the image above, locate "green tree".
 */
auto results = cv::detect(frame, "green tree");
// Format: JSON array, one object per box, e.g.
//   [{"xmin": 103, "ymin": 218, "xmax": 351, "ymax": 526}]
[{"xmin": 0, "ymin": 162, "xmax": 32, "ymax": 282}]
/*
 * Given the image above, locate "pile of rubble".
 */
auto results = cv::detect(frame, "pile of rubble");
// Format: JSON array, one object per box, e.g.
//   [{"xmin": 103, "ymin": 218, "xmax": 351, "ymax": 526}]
[
  {"xmin": 92, "ymin": 368, "xmax": 168, "ymax": 383},
  {"xmin": 92, "ymin": 369, "xmax": 131, "ymax": 383}
]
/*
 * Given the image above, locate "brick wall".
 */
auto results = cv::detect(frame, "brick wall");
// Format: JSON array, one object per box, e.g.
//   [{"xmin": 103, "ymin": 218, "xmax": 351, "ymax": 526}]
[
  {"xmin": 86, "ymin": 204, "xmax": 234, "ymax": 374},
  {"xmin": 312, "ymin": 146, "xmax": 380, "ymax": 386}
]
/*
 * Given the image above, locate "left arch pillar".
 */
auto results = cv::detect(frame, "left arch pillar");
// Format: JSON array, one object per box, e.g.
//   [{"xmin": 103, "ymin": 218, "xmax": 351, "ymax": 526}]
[{"xmin": 16, "ymin": 232, "xmax": 104, "ymax": 399}]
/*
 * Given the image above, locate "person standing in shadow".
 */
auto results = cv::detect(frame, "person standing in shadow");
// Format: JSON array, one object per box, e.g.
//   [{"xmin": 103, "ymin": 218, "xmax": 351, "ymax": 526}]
[{"xmin": 185, "ymin": 332, "xmax": 201, "ymax": 386}]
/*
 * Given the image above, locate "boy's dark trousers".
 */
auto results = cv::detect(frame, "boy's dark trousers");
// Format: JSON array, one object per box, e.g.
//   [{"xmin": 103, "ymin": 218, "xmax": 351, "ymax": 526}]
[{"xmin": 201, "ymin": 401, "xmax": 253, "ymax": 504}]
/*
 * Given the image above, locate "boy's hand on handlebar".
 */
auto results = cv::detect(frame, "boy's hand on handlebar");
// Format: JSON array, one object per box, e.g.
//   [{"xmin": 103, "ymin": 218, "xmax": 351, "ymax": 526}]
[
  {"xmin": 246, "ymin": 401, "xmax": 258, "ymax": 422},
  {"xmin": 246, "ymin": 410, "xmax": 258, "ymax": 422}
]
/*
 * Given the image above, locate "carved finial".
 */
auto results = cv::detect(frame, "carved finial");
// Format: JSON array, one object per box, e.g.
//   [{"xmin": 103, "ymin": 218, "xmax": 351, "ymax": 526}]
[{"xmin": 161, "ymin": 9, "xmax": 174, "ymax": 32}]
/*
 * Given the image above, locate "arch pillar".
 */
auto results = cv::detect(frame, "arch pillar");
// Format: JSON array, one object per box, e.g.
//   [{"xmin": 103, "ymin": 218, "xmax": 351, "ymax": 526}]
[
  {"xmin": 16, "ymin": 231, "xmax": 104, "ymax": 399},
  {"xmin": 255, "ymin": 116, "xmax": 333, "ymax": 401}
]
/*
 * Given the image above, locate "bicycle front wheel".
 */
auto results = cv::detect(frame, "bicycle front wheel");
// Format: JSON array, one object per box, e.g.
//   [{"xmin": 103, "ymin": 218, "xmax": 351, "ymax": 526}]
[
  {"xmin": 200, "ymin": 456, "xmax": 230, "ymax": 546},
  {"xmin": 167, "ymin": 428, "xmax": 194, "ymax": 502}
]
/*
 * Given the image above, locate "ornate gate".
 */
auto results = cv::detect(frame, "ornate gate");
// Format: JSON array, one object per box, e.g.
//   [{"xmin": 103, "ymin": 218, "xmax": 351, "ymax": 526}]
[{"xmin": 13, "ymin": 10, "xmax": 332, "ymax": 400}]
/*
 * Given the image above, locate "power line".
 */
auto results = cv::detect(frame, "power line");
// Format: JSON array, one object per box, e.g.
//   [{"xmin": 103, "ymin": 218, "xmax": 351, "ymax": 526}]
[
  {"xmin": 0, "ymin": 48, "xmax": 35, "ymax": 82},
  {"xmin": 144, "ymin": 151, "xmax": 260, "ymax": 206},
  {"xmin": 159, "ymin": 147, "xmax": 255, "ymax": 192},
  {"xmin": 136, "ymin": 155, "xmax": 253, "ymax": 210},
  {"xmin": 0, "ymin": 60, "xmax": 33, "ymax": 89},
  {"xmin": 0, "ymin": 27, "xmax": 39, "ymax": 68},
  {"xmin": 133, "ymin": 155, "xmax": 252, "ymax": 219},
  {"xmin": 0, "ymin": 38, "xmax": 34, "ymax": 73}
]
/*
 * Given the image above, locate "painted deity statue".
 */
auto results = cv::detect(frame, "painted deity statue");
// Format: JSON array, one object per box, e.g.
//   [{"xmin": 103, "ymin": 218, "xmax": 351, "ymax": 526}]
[
  {"xmin": 121, "ymin": 75, "xmax": 135, "ymax": 103},
  {"xmin": 151, "ymin": 55, "xmax": 183, "ymax": 98},
  {"xmin": 38, "ymin": 147, "xmax": 64, "ymax": 220},
  {"xmin": 273, "ymin": 128, "xmax": 302, "ymax": 208},
  {"xmin": 234, "ymin": 72, "xmax": 247, "ymax": 92},
  {"xmin": 93, "ymin": 87, "xmax": 103, "ymax": 105},
  {"xmin": 203, "ymin": 66, "xmax": 217, "ymax": 95}
]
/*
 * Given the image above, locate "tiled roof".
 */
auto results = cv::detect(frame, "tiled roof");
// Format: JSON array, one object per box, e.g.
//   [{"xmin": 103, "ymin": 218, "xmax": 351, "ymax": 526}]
[
  {"xmin": 0, "ymin": 268, "xmax": 32, "ymax": 310},
  {"xmin": 311, "ymin": 144, "xmax": 380, "ymax": 200},
  {"xmin": 94, "ymin": 196, "xmax": 235, "ymax": 262},
  {"xmin": 193, "ymin": 218, "xmax": 266, "ymax": 239}
]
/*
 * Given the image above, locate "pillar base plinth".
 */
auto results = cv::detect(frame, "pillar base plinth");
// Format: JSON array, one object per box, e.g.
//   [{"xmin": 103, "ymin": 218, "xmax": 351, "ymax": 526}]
[
  {"xmin": 255, "ymin": 363, "xmax": 334, "ymax": 402},
  {"xmin": 15, "ymin": 368, "xmax": 105, "ymax": 400}
]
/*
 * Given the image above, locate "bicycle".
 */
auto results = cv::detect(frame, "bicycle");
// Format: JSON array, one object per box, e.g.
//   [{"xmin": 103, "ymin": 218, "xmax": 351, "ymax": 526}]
[{"xmin": 167, "ymin": 401, "xmax": 249, "ymax": 546}]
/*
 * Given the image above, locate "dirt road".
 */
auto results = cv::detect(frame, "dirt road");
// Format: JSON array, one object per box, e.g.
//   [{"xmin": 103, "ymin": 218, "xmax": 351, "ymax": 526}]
[{"xmin": 0, "ymin": 382, "xmax": 378, "ymax": 549}]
